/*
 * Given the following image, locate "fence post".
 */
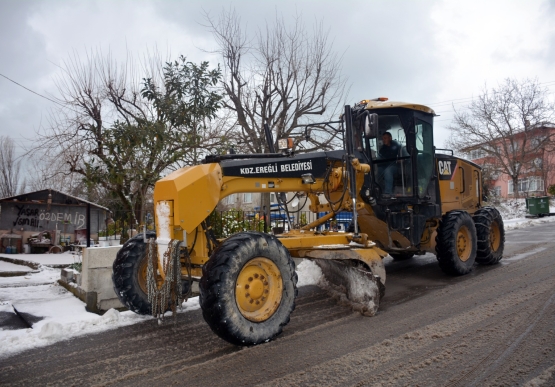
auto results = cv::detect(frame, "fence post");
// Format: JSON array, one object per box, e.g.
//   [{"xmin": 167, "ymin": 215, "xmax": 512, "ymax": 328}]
[{"xmin": 263, "ymin": 206, "xmax": 268, "ymax": 234}]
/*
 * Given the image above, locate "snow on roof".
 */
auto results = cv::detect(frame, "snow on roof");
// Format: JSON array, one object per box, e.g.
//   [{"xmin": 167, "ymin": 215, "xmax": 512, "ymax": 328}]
[{"xmin": 0, "ymin": 189, "xmax": 110, "ymax": 212}]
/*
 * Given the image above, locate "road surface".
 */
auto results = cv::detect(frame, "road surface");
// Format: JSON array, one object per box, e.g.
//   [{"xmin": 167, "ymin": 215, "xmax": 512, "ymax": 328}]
[{"xmin": 1, "ymin": 222, "xmax": 554, "ymax": 386}]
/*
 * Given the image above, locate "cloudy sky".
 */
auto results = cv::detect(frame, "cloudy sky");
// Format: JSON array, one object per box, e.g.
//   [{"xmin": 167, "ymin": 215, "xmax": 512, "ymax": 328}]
[{"xmin": 1, "ymin": 0, "xmax": 555, "ymax": 162}]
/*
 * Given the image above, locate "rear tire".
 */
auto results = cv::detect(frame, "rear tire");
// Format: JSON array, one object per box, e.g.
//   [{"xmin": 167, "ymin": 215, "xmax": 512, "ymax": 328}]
[
  {"xmin": 473, "ymin": 207, "xmax": 505, "ymax": 265},
  {"xmin": 112, "ymin": 231, "xmax": 156, "ymax": 315},
  {"xmin": 435, "ymin": 211, "xmax": 477, "ymax": 276},
  {"xmin": 199, "ymin": 232, "xmax": 297, "ymax": 346}
]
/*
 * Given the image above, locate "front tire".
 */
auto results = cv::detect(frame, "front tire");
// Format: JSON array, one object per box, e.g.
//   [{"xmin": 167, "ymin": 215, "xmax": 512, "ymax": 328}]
[
  {"xmin": 435, "ymin": 211, "xmax": 477, "ymax": 276},
  {"xmin": 112, "ymin": 231, "xmax": 156, "ymax": 315},
  {"xmin": 199, "ymin": 232, "xmax": 297, "ymax": 346},
  {"xmin": 473, "ymin": 207, "xmax": 505, "ymax": 265}
]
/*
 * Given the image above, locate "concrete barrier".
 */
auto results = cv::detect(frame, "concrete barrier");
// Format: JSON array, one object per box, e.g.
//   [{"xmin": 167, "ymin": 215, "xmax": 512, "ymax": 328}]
[{"xmin": 79, "ymin": 246, "xmax": 123, "ymax": 313}]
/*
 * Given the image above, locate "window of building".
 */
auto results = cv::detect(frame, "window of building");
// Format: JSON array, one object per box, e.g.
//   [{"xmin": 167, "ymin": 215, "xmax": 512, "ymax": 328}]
[
  {"xmin": 469, "ymin": 148, "xmax": 486, "ymax": 160},
  {"xmin": 243, "ymin": 193, "xmax": 252, "ymax": 203},
  {"xmin": 226, "ymin": 194, "xmax": 236, "ymax": 205},
  {"xmin": 531, "ymin": 136, "xmax": 546, "ymax": 148},
  {"xmin": 529, "ymin": 177, "xmax": 544, "ymax": 192},
  {"xmin": 270, "ymin": 193, "xmax": 276, "ymax": 203},
  {"xmin": 508, "ymin": 141, "xmax": 520, "ymax": 153},
  {"xmin": 508, "ymin": 177, "xmax": 544, "ymax": 194},
  {"xmin": 493, "ymin": 186, "xmax": 501, "ymax": 197}
]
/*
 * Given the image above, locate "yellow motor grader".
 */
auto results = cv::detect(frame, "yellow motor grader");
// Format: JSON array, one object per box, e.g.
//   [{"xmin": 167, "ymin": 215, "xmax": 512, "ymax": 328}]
[{"xmin": 112, "ymin": 99, "xmax": 505, "ymax": 346}]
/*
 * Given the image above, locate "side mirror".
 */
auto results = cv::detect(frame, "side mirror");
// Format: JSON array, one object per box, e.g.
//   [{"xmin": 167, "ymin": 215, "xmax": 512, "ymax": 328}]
[{"xmin": 364, "ymin": 113, "xmax": 379, "ymax": 139}]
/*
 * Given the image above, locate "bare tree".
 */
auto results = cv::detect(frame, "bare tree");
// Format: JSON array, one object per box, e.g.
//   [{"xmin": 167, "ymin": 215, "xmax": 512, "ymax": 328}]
[
  {"xmin": 34, "ymin": 50, "xmax": 227, "ymax": 224},
  {"xmin": 448, "ymin": 78, "xmax": 555, "ymax": 198},
  {"xmin": 206, "ymin": 10, "xmax": 347, "ymax": 214},
  {"xmin": 206, "ymin": 9, "xmax": 347, "ymax": 153},
  {"xmin": 536, "ymin": 140, "xmax": 555, "ymax": 195},
  {"xmin": 25, "ymin": 149, "xmax": 90, "ymax": 195},
  {"xmin": 0, "ymin": 136, "xmax": 26, "ymax": 197}
]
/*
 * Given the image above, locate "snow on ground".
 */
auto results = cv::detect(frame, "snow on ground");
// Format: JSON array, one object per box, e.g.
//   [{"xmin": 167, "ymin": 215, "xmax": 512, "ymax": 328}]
[
  {"xmin": 504, "ymin": 215, "xmax": 555, "ymax": 230},
  {"xmin": 0, "ymin": 266, "xmax": 58, "ymax": 287},
  {"xmin": 0, "ymin": 251, "xmax": 80, "ymax": 266},
  {"xmin": 0, "ymin": 260, "xmax": 32, "ymax": 272},
  {"xmin": 0, "ymin": 271, "xmax": 200, "ymax": 359},
  {"xmin": 495, "ymin": 198, "xmax": 555, "ymax": 230},
  {"xmin": 0, "ymin": 200, "xmax": 554, "ymax": 359}
]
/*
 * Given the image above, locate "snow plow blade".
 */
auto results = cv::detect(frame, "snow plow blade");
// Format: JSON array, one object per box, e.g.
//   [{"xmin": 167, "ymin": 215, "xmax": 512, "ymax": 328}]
[{"xmin": 304, "ymin": 247, "xmax": 387, "ymax": 316}]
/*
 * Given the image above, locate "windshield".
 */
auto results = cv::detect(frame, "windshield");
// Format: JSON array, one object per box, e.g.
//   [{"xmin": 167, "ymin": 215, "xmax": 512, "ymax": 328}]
[
  {"xmin": 366, "ymin": 115, "xmax": 406, "ymax": 159},
  {"xmin": 367, "ymin": 115, "xmax": 412, "ymax": 197}
]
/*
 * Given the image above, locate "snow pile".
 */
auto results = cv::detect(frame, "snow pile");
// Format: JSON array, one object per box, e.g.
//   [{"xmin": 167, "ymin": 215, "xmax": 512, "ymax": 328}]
[
  {"xmin": 0, "ymin": 267, "xmax": 200, "ymax": 359},
  {"xmin": 296, "ymin": 259, "xmax": 323, "ymax": 287},
  {"xmin": 492, "ymin": 198, "xmax": 555, "ymax": 230},
  {"xmin": 315, "ymin": 260, "xmax": 380, "ymax": 316},
  {"xmin": 494, "ymin": 197, "xmax": 555, "ymax": 220},
  {"xmin": 38, "ymin": 322, "xmax": 63, "ymax": 339},
  {"xmin": 495, "ymin": 198, "xmax": 529, "ymax": 220}
]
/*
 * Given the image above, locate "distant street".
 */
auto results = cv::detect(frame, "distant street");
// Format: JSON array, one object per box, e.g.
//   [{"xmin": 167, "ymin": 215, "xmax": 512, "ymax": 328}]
[{"xmin": 1, "ymin": 222, "xmax": 554, "ymax": 386}]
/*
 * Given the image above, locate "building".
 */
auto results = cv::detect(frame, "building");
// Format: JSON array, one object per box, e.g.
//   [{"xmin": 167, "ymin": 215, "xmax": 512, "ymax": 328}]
[
  {"xmin": 465, "ymin": 126, "xmax": 555, "ymax": 198},
  {"xmin": 0, "ymin": 189, "xmax": 110, "ymax": 252}
]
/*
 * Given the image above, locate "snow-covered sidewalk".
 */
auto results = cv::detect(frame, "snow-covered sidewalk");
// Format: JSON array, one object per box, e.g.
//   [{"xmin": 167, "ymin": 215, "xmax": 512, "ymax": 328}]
[{"xmin": 0, "ymin": 208, "xmax": 553, "ymax": 359}]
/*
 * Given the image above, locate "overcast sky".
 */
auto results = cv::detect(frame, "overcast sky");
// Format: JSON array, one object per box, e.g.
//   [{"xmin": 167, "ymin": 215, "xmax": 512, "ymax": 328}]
[{"xmin": 1, "ymin": 0, "xmax": 555, "ymax": 161}]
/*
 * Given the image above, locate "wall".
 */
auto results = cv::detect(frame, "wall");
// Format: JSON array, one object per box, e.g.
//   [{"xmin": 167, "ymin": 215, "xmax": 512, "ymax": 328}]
[{"xmin": 0, "ymin": 202, "xmax": 107, "ymax": 243}]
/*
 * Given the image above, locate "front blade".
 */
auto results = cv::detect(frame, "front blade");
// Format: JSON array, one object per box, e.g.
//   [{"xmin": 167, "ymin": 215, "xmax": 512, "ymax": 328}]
[{"xmin": 315, "ymin": 259, "xmax": 383, "ymax": 316}]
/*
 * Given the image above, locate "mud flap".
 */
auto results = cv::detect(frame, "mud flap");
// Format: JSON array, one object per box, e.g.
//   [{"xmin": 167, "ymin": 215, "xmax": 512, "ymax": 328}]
[{"xmin": 315, "ymin": 259, "xmax": 383, "ymax": 316}]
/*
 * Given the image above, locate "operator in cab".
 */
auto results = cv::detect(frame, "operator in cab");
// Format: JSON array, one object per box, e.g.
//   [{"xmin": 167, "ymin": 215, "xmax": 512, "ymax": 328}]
[{"xmin": 378, "ymin": 132, "xmax": 403, "ymax": 195}]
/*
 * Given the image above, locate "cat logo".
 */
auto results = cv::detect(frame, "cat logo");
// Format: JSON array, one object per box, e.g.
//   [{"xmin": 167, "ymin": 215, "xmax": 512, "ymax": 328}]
[{"xmin": 438, "ymin": 159, "xmax": 457, "ymax": 180}]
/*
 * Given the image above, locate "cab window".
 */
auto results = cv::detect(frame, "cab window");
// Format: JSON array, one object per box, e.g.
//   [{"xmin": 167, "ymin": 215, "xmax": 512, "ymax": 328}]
[{"xmin": 415, "ymin": 119, "xmax": 434, "ymax": 198}]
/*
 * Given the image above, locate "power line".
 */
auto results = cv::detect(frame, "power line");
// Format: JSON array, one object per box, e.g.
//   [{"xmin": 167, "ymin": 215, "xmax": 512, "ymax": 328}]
[
  {"xmin": 0, "ymin": 73, "xmax": 64, "ymax": 108},
  {"xmin": 0, "ymin": 73, "xmax": 81, "ymax": 115}
]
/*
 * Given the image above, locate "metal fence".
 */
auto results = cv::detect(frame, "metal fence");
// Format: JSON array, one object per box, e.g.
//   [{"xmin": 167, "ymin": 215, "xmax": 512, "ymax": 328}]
[
  {"xmin": 101, "ymin": 209, "xmax": 354, "ymax": 241},
  {"xmin": 208, "ymin": 210, "xmax": 354, "ymax": 238}
]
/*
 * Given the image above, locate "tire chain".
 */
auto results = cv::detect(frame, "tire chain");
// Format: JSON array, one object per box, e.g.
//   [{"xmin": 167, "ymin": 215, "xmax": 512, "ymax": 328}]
[{"xmin": 146, "ymin": 238, "xmax": 183, "ymax": 322}]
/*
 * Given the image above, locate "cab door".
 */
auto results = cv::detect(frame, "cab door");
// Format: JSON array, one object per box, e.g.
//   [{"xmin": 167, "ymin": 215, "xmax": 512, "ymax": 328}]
[{"xmin": 437, "ymin": 157, "xmax": 463, "ymax": 212}]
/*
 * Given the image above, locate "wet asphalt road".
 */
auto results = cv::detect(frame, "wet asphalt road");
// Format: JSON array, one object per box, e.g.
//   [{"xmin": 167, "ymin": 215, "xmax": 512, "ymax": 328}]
[{"xmin": 1, "ymin": 221, "xmax": 554, "ymax": 386}]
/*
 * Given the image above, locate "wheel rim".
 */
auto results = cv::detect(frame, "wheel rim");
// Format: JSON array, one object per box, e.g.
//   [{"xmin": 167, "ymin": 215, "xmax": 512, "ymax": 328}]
[
  {"xmin": 456, "ymin": 226, "xmax": 472, "ymax": 262},
  {"xmin": 235, "ymin": 257, "xmax": 283, "ymax": 322},
  {"xmin": 490, "ymin": 220, "xmax": 501, "ymax": 252},
  {"xmin": 138, "ymin": 255, "xmax": 163, "ymax": 294},
  {"xmin": 138, "ymin": 257, "xmax": 149, "ymax": 294}
]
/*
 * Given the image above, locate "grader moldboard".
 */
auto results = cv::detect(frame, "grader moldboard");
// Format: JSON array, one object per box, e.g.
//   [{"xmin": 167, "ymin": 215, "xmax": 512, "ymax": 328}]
[{"xmin": 112, "ymin": 99, "xmax": 505, "ymax": 346}]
